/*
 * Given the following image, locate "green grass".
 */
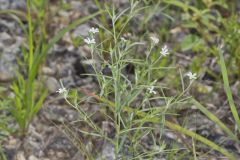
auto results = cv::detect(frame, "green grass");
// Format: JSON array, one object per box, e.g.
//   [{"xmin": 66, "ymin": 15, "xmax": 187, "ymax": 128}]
[
  {"xmin": 191, "ymin": 98, "xmax": 238, "ymax": 141},
  {"xmin": 1, "ymin": 0, "xmax": 102, "ymax": 135},
  {"xmin": 218, "ymin": 46, "xmax": 240, "ymax": 132}
]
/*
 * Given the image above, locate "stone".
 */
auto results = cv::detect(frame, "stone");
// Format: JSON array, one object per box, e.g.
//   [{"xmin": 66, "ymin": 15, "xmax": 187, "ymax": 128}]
[
  {"xmin": 46, "ymin": 77, "xmax": 60, "ymax": 93},
  {"xmin": 10, "ymin": 0, "xmax": 26, "ymax": 10},
  {"xmin": 42, "ymin": 66, "xmax": 56, "ymax": 76},
  {"xmin": 0, "ymin": 0, "xmax": 10, "ymax": 10},
  {"xmin": 28, "ymin": 155, "xmax": 39, "ymax": 160},
  {"xmin": 15, "ymin": 152, "xmax": 26, "ymax": 160}
]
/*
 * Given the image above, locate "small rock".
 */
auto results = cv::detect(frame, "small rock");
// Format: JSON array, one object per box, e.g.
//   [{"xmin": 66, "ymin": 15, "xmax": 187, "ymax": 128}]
[
  {"xmin": 15, "ymin": 152, "xmax": 26, "ymax": 160},
  {"xmin": 0, "ymin": 69, "xmax": 14, "ymax": 82},
  {"xmin": 56, "ymin": 151, "xmax": 65, "ymax": 158},
  {"xmin": 97, "ymin": 143, "xmax": 115, "ymax": 160},
  {"xmin": 0, "ymin": 32, "xmax": 24, "ymax": 82},
  {"xmin": 43, "ymin": 105, "xmax": 79, "ymax": 123},
  {"xmin": 41, "ymin": 66, "xmax": 56, "ymax": 76},
  {"xmin": 10, "ymin": 0, "xmax": 26, "ymax": 10},
  {"xmin": 5, "ymin": 136, "xmax": 21, "ymax": 149},
  {"xmin": 195, "ymin": 82, "xmax": 213, "ymax": 93},
  {"xmin": 70, "ymin": 1, "xmax": 82, "ymax": 9},
  {"xmin": 72, "ymin": 24, "xmax": 90, "ymax": 37},
  {"xmin": 0, "ymin": 0, "xmax": 10, "ymax": 10},
  {"xmin": 0, "ymin": 32, "xmax": 12, "ymax": 44},
  {"xmin": 28, "ymin": 155, "xmax": 39, "ymax": 160},
  {"xmin": 46, "ymin": 135, "xmax": 77, "ymax": 158},
  {"xmin": 72, "ymin": 151, "xmax": 84, "ymax": 160},
  {"xmin": 46, "ymin": 77, "xmax": 60, "ymax": 93}
]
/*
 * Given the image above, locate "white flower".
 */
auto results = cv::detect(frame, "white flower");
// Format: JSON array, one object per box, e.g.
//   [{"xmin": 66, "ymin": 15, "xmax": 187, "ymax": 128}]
[
  {"xmin": 150, "ymin": 36, "xmax": 159, "ymax": 45},
  {"xmin": 84, "ymin": 37, "xmax": 96, "ymax": 44},
  {"xmin": 147, "ymin": 86, "xmax": 157, "ymax": 94},
  {"xmin": 57, "ymin": 81, "xmax": 68, "ymax": 98},
  {"xmin": 56, "ymin": 87, "xmax": 67, "ymax": 94},
  {"xmin": 120, "ymin": 37, "xmax": 127, "ymax": 42},
  {"xmin": 186, "ymin": 72, "xmax": 197, "ymax": 80},
  {"xmin": 56, "ymin": 86, "xmax": 68, "ymax": 98},
  {"xmin": 89, "ymin": 27, "xmax": 99, "ymax": 34},
  {"xmin": 160, "ymin": 45, "xmax": 169, "ymax": 56}
]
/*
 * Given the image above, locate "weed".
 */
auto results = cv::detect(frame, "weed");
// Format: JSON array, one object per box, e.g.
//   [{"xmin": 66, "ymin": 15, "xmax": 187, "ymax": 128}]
[
  {"xmin": 0, "ymin": 0, "xmax": 102, "ymax": 135},
  {"xmin": 218, "ymin": 44, "xmax": 240, "ymax": 132},
  {"xmin": 58, "ymin": 2, "xmax": 236, "ymax": 159}
]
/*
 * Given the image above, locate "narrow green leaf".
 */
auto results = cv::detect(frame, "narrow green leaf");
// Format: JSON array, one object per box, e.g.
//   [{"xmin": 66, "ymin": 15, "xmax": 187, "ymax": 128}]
[
  {"xmin": 191, "ymin": 98, "xmax": 238, "ymax": 141},
  {"xmin": 218, "ymin": 48, "xmax": 240, "ymax": 131},
  {"xmin": 165, "ymin": 121, "xmax": 236, "ymax": 160},
  {"xmin": 31, "ymin": 89, "xmax": 48, "ymax": 117}
]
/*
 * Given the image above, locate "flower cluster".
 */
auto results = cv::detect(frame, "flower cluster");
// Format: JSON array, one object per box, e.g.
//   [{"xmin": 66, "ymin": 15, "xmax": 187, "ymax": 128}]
[
  {"xmin": 84, "ymin": 37, "xmax": 96, "ymax": 44},
  {"xmin": 150, "ymin": 36, "xmax": 170, "ymax": 57},
  {"xmin": 89, "ymin": 27, "xmax": 99, "ymax": 34},
  {"xmin": 84, "ymin": 27, "xmax": 99, "ymax": 45}
]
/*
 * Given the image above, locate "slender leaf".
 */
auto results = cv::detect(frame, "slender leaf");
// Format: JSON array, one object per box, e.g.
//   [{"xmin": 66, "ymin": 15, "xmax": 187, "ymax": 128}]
[{"xmin": 218, "ymin": 48, "xmax": 240, "ymax": 131}]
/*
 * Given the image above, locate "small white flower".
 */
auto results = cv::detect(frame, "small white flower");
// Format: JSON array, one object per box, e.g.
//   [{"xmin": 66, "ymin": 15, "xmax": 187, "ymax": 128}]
[
  {"xmin": 160, "ymin": 45, "xmax": 169, "ymax": 56},
  {"xmin": 147, "ymin": 86, "xmax": 157, "ymax": 94},
  {"xmin": 120, "ymin": 37, "xmax": 127, "ymax": 42},
  {"xmin": 186, "ymin": 72, "xmax": 197, "ymax": 80},
  {"xmin": 84, "ymin": 37, "xmax": 96, "ymax": 44},
  {"xmin": 56, "ymin": 86, "xmax": 68, "ymax": 98},
  {"xmin": 150, "ymin": 36, "xmax": 159, "ymax": 45},
  {"xmin": 56, "ymin": 87, "xmax": 67, "ymax": 94},
  {"xmin": 89, "ymin": 27, "xmax": 99, "ymax": 34}
]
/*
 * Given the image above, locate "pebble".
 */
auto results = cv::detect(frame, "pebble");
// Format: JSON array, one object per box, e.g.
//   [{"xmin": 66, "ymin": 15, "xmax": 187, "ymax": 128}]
[
  {"xmin": 43, "ymin": 105, "xmax": 79, "ymax": 123},
  {"xmin": 4, "ymin": 136, "xmax": 21, "ymax": 149},
  {"xmin": 15, "ymin": 152, "xmax": 26, "ymax": 160},
  {"xmin": 97, "ymin": 143, "xmax": 115, "ymax": 160},
  {"xmin": 0, "ymin": 0, "xmax": 25, "ymax": 10},
  {"xmin": 0, "ymin": 32, "xmax": 24, "ymax": 82},
  {"xmin": 72, "ymin": 151, "xmax": 84, "ymax": 160},
  {"xmin": 0, "ymin": 0, "xmax": 10, "ymax": 10},
  {"xmin": 10, "ymin": 0, "xmax": 26, "ymax": 10},
  {"xmin": 0, "ymin": 68, "xmax": 14, "ymax": 82},
  {"xmin": 72, "ymin": 24, "xmax": 90, "ymax": 37},
  {"xmin": 28, "ymin": 155, "xmax": 39, "ymax": 160},
  {"xmin": 46, "ymin": 76, "xmax": 60, "ymax": 93},
  {"xmin": 56, "ymin": 151, "xmax": 65, "ymax": 158},
  {"xmin": 41, "ymin": 66, "xmax": 56, "ymax": 76}
]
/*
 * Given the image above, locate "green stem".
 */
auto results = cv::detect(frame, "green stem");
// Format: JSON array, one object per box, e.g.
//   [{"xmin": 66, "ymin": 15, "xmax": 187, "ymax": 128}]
[{"xmin": 27, "ymin": 0, "xmax": 34, "ymax": 71}]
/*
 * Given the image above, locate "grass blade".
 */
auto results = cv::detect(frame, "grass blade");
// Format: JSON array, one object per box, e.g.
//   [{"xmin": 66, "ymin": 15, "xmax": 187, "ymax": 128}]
[
  {"xmin": 218, "ymin": 47, "xmax": 240, "ymax": 131},
  {"xmin": 165, "ymin": 121, "xmax": 235, "ymax": 160},
  {"xmin": 191, "ymin": 98, "xmax": 238, "ymax": 141}
]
